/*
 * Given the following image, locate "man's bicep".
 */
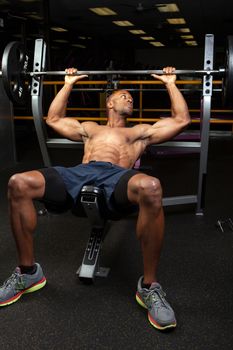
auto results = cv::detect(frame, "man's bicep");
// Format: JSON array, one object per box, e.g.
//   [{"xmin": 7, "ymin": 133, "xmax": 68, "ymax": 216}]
[
  {"xmin": 46, "ymin": 117, "xmax": 87, "ymax": 141},
  {"xmin": 146, "ymin": 118, "xmax": 185, "ymax": 144}
]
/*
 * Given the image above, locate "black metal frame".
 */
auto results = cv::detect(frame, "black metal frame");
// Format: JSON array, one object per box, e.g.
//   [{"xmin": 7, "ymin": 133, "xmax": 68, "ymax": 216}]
[{"xmin": 76, "ymin": 186, "xmax": 110, "ymax": 282}]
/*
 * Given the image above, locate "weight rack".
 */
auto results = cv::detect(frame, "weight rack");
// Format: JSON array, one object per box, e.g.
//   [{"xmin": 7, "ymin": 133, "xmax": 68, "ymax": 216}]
[{"xmin": 31, "ymin": 34, "xmax": 214, "ymax": 215}]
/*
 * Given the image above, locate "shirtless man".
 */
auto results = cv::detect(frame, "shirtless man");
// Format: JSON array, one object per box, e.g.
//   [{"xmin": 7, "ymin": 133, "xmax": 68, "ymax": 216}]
[{"xmin": 0, "ymin": 67, "xmax": 190, "ymax": 331}]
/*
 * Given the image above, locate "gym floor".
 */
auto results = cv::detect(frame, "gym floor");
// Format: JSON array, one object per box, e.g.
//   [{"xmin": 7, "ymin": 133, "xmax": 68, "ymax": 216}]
[{"xmin": 0, "ymin": 130, "xmax": 233, "ymax": 350}]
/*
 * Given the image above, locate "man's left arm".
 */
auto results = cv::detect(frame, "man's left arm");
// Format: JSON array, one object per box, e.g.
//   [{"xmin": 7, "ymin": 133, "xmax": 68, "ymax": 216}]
[{"xmin": 141, "ymin": 67, "xmax": 191, "ymax": 145}]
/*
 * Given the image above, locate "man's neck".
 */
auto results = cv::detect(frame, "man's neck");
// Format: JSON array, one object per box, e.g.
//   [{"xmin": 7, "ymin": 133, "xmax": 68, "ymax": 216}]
[{"xmin": 107, "ymin": 114, "xmax": 126, "ymax": 128}]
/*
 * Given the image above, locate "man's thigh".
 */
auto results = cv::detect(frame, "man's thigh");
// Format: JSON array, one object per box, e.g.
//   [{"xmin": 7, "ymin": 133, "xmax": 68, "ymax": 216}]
[
  {"xmin": 111, "ymin": 170, "xmax": 140, "ymax": 213},
  {"xmin": 38, "ymin": 167, "xmax": 74, "ymax": 213}
]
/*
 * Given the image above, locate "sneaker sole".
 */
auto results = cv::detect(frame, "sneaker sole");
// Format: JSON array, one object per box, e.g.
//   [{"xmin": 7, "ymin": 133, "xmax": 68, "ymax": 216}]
[
  {"xmin": 0, "ymin": 277, "xmax": 47, "ymax": 307},
  {"xmin": 136, "ymin": 292, "xmax": 177, "ymax": 331}
]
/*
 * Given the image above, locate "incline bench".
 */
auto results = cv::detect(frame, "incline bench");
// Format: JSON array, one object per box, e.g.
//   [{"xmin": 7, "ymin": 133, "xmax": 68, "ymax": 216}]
[{"xmin": 73, "ymin": 185, "xmax": 122, "ymax": 284}]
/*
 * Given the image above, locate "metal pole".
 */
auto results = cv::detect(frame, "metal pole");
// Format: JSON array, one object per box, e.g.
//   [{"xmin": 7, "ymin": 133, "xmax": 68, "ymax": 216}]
[
  {"xmin": 196, "ymin": 34, "xmax": 214, "ymax": 215},
  {"xmin": 29, "ymin": 69, "xmax": 223, "ymax": 76},
  {"xmin": 31, "ymin": 38, "xmax": 52, "ymax": 167},
  {"xmin": 0, "ymin": 69, "xmax": 224, "ymax": 77}
]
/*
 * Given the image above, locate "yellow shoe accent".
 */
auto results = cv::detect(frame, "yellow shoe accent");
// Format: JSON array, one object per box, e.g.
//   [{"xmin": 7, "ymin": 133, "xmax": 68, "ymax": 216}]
[
  {"xmin": 136, "ymin": 292, "xmax": 147, "ymax": 309},
  {"xmin": 24, "ymin": 277, "xmax": 47, "ymax": 294}
]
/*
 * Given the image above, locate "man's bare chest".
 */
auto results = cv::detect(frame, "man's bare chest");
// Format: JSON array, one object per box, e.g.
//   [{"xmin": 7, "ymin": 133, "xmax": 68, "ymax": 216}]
[{"xmin": 89, "ymin": 127, "xmax": 131, "ymax": 144}]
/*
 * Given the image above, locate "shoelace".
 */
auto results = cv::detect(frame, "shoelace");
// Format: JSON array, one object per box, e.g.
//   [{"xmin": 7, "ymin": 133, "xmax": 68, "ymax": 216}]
[
  {"xmin": 145, "ymin": 287, "xmax": 168, "ymax": 309},
  {"xmin": 1, "ymin": 271, "xmax": 23, "ymax": 290}
]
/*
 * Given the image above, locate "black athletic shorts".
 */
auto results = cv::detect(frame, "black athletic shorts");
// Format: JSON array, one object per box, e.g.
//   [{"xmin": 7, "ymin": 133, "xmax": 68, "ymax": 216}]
[{"xmin": 38, "ymin": 161, "xmax": 140, "ymax": 215}]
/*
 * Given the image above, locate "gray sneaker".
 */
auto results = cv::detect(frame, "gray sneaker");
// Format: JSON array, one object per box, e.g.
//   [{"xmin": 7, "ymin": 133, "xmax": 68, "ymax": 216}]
[
  {"xmin": 0, "ymin": 263, "xmax": 46, "ymax": 307},
  {"xmin": 136, "ymin": 276, "xmax": 176, "ymax": 330}
]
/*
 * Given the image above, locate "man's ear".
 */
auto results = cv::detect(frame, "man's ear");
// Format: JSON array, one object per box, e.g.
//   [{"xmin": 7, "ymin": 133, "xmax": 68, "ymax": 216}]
[{"xmin": 107, "ymin": 100, "xmax": 113, "ymax": 109}]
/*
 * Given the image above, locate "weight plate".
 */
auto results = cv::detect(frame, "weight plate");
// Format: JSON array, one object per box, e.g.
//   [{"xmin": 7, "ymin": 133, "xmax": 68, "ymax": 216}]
[
  {"xmin": 222, "ymin": 36, "xmax": 233, "ymax": 107},
  {"xmin": 1, "ymin": 41, "xmax": 30, "ymax": 105}
]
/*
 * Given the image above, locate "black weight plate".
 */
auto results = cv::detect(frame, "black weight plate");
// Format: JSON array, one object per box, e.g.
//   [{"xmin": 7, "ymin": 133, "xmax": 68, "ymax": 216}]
[
  {"xmin": 1, "ymin": 41, "xmax": 30, "ymax": 105},
  {"xmin": 222, "ymin": 36, "xmax": 233, "ymax": 107}
]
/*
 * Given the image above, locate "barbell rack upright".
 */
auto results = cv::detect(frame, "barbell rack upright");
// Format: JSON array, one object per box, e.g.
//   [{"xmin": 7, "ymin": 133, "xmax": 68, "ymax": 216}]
[
  {"xmin": 196, "ymin": 34, "xmax": 214, "ymax": 215},
  {"xmin": 31, "ymin": 38, "xmax": 51, "ymax": 167}
]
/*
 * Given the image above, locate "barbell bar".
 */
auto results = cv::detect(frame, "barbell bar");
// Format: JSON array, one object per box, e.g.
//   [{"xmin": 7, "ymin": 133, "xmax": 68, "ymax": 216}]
[
  {"xmin": 27, "ymin": 69, "xmax": 223, "ymax": 76},
  {"xmin": 0, "ymin": 68, "xmax": 224, "ymax": 77},
  {"xmin": 0, "ymin": 36, "xmax": 233, "ymax": 106}
]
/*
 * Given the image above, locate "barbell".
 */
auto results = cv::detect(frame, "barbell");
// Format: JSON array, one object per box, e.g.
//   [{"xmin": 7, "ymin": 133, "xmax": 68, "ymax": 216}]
[{"xmin": 0, "ymin": 36, "xmax": 233, "ymax": 106}]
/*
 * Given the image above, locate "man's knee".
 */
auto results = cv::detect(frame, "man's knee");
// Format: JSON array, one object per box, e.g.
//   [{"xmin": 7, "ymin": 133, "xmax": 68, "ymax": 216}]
[
  {"xmin": 8, "ymin": 173, "xmax": 30, "ymax": 199},
  {"xmin": 8, "ymin": 172, "xmax": 44, "ymax": 200},
  {"xmin": 130, "ymin": 175, "xmax": 163, "ymax": 208}
]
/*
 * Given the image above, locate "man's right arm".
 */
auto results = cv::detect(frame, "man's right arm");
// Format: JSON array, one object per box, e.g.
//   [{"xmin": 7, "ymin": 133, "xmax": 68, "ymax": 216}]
[
  {"xmin": 46, "ymin": 68, "xmax": 90, "ymax": 141},
  {"xmin": 135, "ymin": 67, "xmax": 191, "ymax": 145}
]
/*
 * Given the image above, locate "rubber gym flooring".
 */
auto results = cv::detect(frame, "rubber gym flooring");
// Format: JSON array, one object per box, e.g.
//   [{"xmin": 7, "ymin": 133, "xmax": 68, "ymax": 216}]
[{"xmin": 0, "ymin": 130, "xmax": 232, "ymax": 350}]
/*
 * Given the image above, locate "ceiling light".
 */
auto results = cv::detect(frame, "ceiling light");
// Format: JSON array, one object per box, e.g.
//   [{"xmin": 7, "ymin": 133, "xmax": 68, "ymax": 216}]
[
  {"xmin": 156, "ymin": 3, "xmax": 179, "ymax": 12},
  {"xmin": 22, "ymin": 11, "xmax": 37, "ymax": 15},
  {"xmin": 51, "ymin": 27, "xmax": 68, "ymax": 32},
  {"xmin": 129, "ymin": 29, "xmax": 146, "ymax": 35},
  {"xmin": 28, "ymin": 15, "xmax": 43, "ymax": 20},
  {"xmin": 181, "ymin": 35, "xmax": 194, "ymax": 39},
  {"xmin": 185, "ymin": 41, "xmax": 198, "ymax": 46},
  {"xmin": 53, "ymin": 39, "xmax": 69, "ymax": 43},
  {"xmin": 113, "ymin": 21, "xmax": 134, "ymax": 27},
  {"xmin": 90, "ymin": 7, "xmax": 117, "ymax": 16},
  {"xmin": 167, "ymin": 18, "xmax": 186, "ymax": 24},
  {"xmin": 77, "ymin": 36, "xmax": 92, "ymax": 40},
  {"xmin": 150, "ymin": 42, "xmax": 165, "ymax": 47},
  {"xmin": 72, "ymin": 44, "xmax": 86, "ymax": 48},
  {"xmin": 176, "ymin": 28, "xmax": 190, "ymax": 33},
  {"xmin": 141, "ymin": 36, "xmax": 155, "ymax": 40}
]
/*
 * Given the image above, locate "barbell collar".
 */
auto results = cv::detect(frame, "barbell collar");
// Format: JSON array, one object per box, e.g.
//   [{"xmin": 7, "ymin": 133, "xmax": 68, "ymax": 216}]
[{"xmin": 29, "ymin": 69, "xmax": 224, "ymax": 76}]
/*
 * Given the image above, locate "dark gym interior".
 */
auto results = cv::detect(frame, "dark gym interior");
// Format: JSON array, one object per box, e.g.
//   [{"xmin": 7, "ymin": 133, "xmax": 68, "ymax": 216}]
[{"xmin": 0, "ymin": 1, "xmax": 233, "ymax": 349}]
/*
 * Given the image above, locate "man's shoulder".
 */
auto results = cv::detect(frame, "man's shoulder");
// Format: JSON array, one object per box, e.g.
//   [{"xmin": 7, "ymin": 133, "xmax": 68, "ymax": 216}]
[
  {"xmin": 130, "ymin": 123, "xmax": 152, "ymax": 133},
  {"xmin": 81, "ymin": 121, "xmax": 99, "ymax": 131},
  {"xmin": 82, "ymin": 121, "xmax": 98, "ymax": 127}
]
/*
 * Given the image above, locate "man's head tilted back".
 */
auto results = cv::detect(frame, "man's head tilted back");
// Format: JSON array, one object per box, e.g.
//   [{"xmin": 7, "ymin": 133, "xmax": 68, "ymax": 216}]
[{"xmin": 106, "ymin": 90, "xmax": 133, "ymax": 119}]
